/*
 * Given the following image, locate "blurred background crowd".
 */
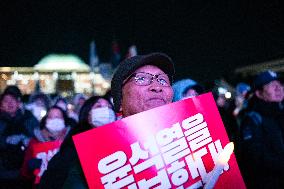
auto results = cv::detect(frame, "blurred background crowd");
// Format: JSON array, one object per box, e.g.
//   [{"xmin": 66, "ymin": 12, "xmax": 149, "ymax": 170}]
[
  {"xmin": 1, "ymin": 1, "xmax": 284, "ymax": 188},
  {"xmin": 0, "ymin": 64, "xmax": 283, "ymax": 188}
]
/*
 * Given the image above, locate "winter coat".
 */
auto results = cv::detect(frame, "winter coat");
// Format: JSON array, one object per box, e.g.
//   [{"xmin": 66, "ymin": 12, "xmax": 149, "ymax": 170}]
[
  {"xmin": 39, "ymin": 131, "xmax": 79, "ymax": 189},
  {"xmin": 62, "ymin": 158, "xmax": 88, "ymax": 189},
  {"xmin": 20, "ymin": 127, "xmax": 69, "ymax": 187},
  {"xmin": 240, "ymin": 98, "xmax": 284, "ymax": 189},
  {"xmin": 39, "ymin": 124, "xmax": 89, "ymax": 189},
  {"xmin": 0, "ymin": 109, "xmax": 39, "ymax": 179}
]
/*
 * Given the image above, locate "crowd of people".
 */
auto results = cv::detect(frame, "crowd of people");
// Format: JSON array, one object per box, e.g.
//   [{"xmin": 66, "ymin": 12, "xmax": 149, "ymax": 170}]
[{"xmin": 0, "ymin": 52, "xmax": 283, "ymax": 188}]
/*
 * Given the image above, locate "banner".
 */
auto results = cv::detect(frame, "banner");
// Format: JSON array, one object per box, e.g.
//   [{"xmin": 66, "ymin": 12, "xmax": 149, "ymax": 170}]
[
  {"xmin": 30, "ymin": 140, "xmax": 62, "ymax": 184},
  {"xmin": 73, "ymin": 92, "xmax": 246, "ymax": 189}
]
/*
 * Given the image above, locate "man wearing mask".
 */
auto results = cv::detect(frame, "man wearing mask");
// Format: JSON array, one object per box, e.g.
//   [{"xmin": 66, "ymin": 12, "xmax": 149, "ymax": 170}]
[
  {"xmin": 240, "ymin": 70, "xmax": 284, "ymax": 189},
  {"xmin": 62, "ymin": 52, "xmax": 175, "ymax": 188}
]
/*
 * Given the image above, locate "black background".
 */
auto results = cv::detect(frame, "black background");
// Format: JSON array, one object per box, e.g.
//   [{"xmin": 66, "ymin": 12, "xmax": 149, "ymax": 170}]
[{"xmin": 1, "ymin": 0, "xmax": 284, "ymax": 86}]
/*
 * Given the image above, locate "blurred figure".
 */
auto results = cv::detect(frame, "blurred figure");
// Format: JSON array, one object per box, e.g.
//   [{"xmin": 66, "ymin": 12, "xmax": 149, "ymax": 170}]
[
  {"xmin": 72, "ymin": 93, "xmax": 87, "ymax": 116},
  {"xmin": 182, "ymin": 84, "xmax": 204, "ymax": 99},
  {"xmin": 53, "ymin": 96, "xmax": 68, "ymax": 111},
  {"xmin": 20, "ymin": 106, "xmax": 71, "ymax": 188},
  {"xmin": 39, "ymin": 96, "xmax": 116, "ymax": 189},
  {"xmin": 26, "ymin": 92, "xmax": 51, "ymax": 122},
  {"xmin": 240, "ymin": 70, "xmax": 284, "ymax": 188},
  {"xmin": 53, "ymin": 96, "xmax": 77, "ymax": 127},
  {"xmin": 0, "ymin": 85, "xmax": 39, "ymax": 188},
  {"xmin": 212, "ymin": 86, "xmax": 238, "ymax": 143},
  {"xmin": 233, "ymin": 82, "xmax": 251, "ymax": 117},
  {"xmin": 172, "ymin": 79, "xmax": 204, "ymax": 102}
]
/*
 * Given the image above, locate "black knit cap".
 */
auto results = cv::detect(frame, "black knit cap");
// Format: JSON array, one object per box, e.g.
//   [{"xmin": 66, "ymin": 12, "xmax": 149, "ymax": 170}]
[
  {"xmin": 1, "ymin": 85, "xmax": 22, "ymax": 101},
  {"xmin": 111, "ymin": 52, "xmax": 175, "ymax": 112}
]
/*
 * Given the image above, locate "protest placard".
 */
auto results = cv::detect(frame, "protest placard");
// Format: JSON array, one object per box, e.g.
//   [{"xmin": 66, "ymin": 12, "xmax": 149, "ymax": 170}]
[
  {"xmin": 73, "ymin": 92, "xmax": 246, "ymax": 189},
  {"xmin": 22, "ymin": 140, "xmax": 62, "ymax": 184}
]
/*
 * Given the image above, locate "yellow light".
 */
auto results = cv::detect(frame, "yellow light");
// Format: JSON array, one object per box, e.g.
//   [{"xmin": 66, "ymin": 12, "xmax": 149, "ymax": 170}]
[{"xmin": 1, "ymin": 74, "xmax": 8, "ymax": 80}]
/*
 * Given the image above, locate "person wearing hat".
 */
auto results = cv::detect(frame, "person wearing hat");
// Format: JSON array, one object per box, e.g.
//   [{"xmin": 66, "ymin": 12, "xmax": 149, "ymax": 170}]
[
  {"xmin": 239, "ymin": 70, "xmax": 284, "ymax": 188},
  {"xmin": 61, "ymin": 52, "xmax": 175, "ymax": 189},
  {"xmin": 111, "ymin": 52, "xmax": 175, "ymax": 117},
  {"xmin": 0, "ymin": 85, "xmax": 40, "ymax": 188},
  {"xmin": 172, "ymin": 79, "xmax": 204, "ymax": 102}
]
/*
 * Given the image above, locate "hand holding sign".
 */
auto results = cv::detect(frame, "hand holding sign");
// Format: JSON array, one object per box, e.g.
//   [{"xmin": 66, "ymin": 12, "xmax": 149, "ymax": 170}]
[
  {"xmin": 204, "ymin": 142, "xmax": 234, "ymax": 189},
  {"xmin": 73, "ymin": 93, "xmax": 246, "ymax": 189}
]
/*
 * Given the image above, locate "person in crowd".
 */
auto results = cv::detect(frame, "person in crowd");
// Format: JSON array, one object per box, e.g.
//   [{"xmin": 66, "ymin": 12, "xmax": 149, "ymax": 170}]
[
  {"xmin": 39, "ymin": 96, "xmax": 116, "ymax": 189},
  {"xmin": 61, "ymin": 52, "xmax": 175, "ymax": 188},
  {"xmin": 0, "ymin": 85, "xmax": 39, "ymax": 188},
  {"xmin": 72, "ymin": 93, "xmax": 88, "ymax": 118},
  {"xmin": 172, "ymin": 79, "xmax": 204, "ymax": 102},
  {"xmin": 239, "ymin": 70, "xmax": 284, "ymax": 188},
  {"xmin": 53, "ymin": 96, "xmax": 77, "ymax": 127},
  {"xmin": 26, "ymin": 92, "xmax": 51, "ymax": 121},
  {"xmin": 54, "ymin": 96, "xmax": 78, "ymax": 126},
  {"xmin": 233, "ymin": 82, "xmax": 251, "ymax": 118},
  {"xmin": 212, "ymin": 86, "xmax": 239, "ymax": 144},
  {"xmin": 20, "ymin": 105, "xmax": 71, "ymax": 188},
  {"xmin": 111, "ymin": 52, "xmax": 174, "ymax": 117},
  {"xmin": 53, "ymin": 96, "xmax": 68, "ymax": 112}
]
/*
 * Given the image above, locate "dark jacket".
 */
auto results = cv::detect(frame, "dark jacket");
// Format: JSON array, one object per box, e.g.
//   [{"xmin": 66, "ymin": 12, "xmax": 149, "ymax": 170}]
[
  {"xmin": 38, "ymin": 131, "xmax": 78, "ymax": 189},
  {"xmin": 62, "ymin": 158, "xmax": 88, "ymax": 189},
  {"xmin": 240, "ymin": 98, "xmax": 284, "ymax": 189},
  {"xmin": 0, "ymin": 109, "xmax": 39, "ymax": 188},
  {"xmin": 39, "ymin": 125, "xmax": 88, "ymax": 189}
]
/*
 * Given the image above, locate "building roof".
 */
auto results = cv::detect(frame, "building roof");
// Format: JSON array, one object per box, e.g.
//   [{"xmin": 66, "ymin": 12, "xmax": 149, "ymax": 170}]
[{"xmin": 34, "ymin": 54, "xmax": 90, "ymax": 72}]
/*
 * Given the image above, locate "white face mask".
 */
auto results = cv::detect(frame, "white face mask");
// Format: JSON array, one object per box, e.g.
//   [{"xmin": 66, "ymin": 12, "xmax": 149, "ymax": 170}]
[
  {"xmin": 91, "ymin": 107, "xmax": 116, "ymax": 127},
  {"xmin": 46, "ymin": 118, "xmax": 65, "ymax": 132}
]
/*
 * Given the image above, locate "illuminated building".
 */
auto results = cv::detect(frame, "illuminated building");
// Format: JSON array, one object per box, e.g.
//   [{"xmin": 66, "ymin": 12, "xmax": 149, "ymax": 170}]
[{"xmin": 0, "ymin": 54, "xmax": 112, "ymax": 97}]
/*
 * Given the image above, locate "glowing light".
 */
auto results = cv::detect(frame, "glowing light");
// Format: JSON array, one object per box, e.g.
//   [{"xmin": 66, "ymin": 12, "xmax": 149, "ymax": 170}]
[
  {"xmin": 204, "ymin": 142, "xmax": 234, "ymax": 189},
  {"xmin": 32, "ymin": 72, "xmax": 39, "ymax": 80},
  {"xmin": 94, "ymin": 73, "xmax": 104, "ymax": 83},
  {"xmin": 40, "ymin": 110, "xmax": 47, "ymax": 118},
  {"xmin": 218, "ymin": 142, "xmax": 234, "ymax": 165},
  {"xmin": 52, "ymin": 72, "xmax": 58, "ymax": 80},
  {"xmin": 12, "ymin": 71, "xmax": 19, "ymax": 80},
  {"xmin": 218, "ymin": 87, "xmax": 227, "ymax": 94},
  {"xmin": 102, "ymin": 82, "xmax": 110, "ymax": 89},
  {"xmin": 34, "ymin": 54, "xmax": 90, "ymax": 72},
  {"xmin": 1, "ymin": 74, "xmax": 8, "ymax": 80},
  {"xmin": 225, "ymin": 92, "xmax": 232, "ymax": 99},
  {"xmin": 22, "ymin": 79, "xmax": 28, "ymax": 85},
  {"xmin": 7, "ymin": 80, "xmax": 16, "ymax": 85},
  {"xmin": 71, "ymin": 72, "xmax": 77, "ymax": 79}
]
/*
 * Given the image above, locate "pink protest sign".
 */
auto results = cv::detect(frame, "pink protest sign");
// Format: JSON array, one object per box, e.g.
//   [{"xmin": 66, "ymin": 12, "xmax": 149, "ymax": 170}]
[
  {"xmin": 21, "ymin": 139, "xmax": 62, "ymax": 184},
  {"xmin": 73, "ymin": 92, "xmax": 246, "ymax": 189}
]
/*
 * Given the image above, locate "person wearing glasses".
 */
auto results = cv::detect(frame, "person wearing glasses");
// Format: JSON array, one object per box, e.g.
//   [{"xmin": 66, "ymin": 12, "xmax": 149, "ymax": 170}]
[
  {"xmin": 111, "ymin": 52, "xmax": 175, "ymax": 118},
  {"xmin": 61, "ymin": 52, "xmax": 175, "ymax": 189}
]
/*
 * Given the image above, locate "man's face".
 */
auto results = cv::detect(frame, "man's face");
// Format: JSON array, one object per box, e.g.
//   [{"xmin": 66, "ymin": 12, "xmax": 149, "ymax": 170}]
[
  {"xmin": 256, "ymin": 80, "xmax": 284, "ymax": 102},
  {"xmin": 0, "ymin": 94, "xmax": 20, "ymax": 116},
  {"xmin": 121, "ymin": 65, "xmax": 173, "ymax": 117}
]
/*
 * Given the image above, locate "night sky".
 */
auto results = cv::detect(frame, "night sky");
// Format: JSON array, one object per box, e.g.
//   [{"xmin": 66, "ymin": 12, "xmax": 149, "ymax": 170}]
[{"xmin": 1, "ymin": 0, "xmax": 284, "ymax": 86}]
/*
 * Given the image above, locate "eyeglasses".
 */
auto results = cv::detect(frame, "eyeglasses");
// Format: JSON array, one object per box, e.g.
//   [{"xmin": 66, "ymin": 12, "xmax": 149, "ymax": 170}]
[{"xmin": 123, "ymin": 72, "xmax": 172, "ymax": 87}]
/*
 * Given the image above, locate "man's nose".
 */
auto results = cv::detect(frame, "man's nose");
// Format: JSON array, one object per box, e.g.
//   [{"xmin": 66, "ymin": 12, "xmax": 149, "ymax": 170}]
[{"xmin": 149, "ymin": 79, "xmax": 163, "ymax": 92}]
